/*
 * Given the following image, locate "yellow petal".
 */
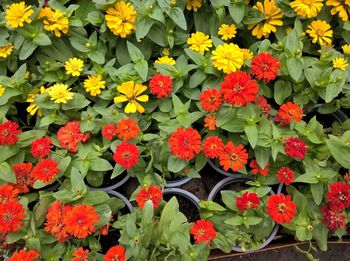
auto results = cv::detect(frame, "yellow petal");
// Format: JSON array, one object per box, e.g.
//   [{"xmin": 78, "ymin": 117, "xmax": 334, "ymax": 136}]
[
  {"xmin": 117, "ymin": 81, "xmax": 133, "ymax": 95},
  {"xmin": 135, "ymin": 101, "xmax": 145, "ymax": 113},
  {"xmin": 136, "ymin": 94, "xmax": 149, "ymax": 102},
  {"xmin": 134, "ymin": 83, "xmax": 147, "ymax": 96},
  {"xmin": 114, "ymin": 95, "xmax": 128, "ymax": 103},
  {"xmin": 125, "ymin": 102, "xmax": 137, "ymax": 113}
]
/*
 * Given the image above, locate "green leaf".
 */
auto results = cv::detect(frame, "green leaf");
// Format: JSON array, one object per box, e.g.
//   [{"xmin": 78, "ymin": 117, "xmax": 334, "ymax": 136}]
[
  {"xmin": 135, "ymin": 16, "xmax": 154, "ymax": 40},
  {"xmin": 33, "ymin": 33, "xmax": 51, "ymax": 46},
  {"xmin": 274, "ymin": 80, "xmax": 292, "ymax": 105},
  {"xmin": 228, "ymin": 3, "xmax": 245, "ymax": 24},
  {"xmin": 184, "ymin": 48, "xmax": 204, "ymax": 66},
  {"xmin": 246, "ymin": 216, "xmax": 263, "ymax": 226},
  {"xmin": 19, "ymin": 39, "xmax": 38, "ymax": 60},
  {"xmin": 0, "ymin": 146, "xmax": 20, "ymax": 162},
  {"xmin": 225, "ymin": 216, "xmax": 243, "ymax": 226},
  {"xmin": 244, "ymin": 124, "xmax": 258, "ymax": 148},
  {"xmin": 62, "ymin": 93, "xmax": 90, "ymax": 110},
  {"xmin": 126, "ymin": 41, "xmax": 144, "ymax": 62},
  {"xmin": 71, "ymin": 168, "xmax": 87, "ymax": 197},
  {"xmin": 135, "ymin": 60, "xmax": 148, "ymax": 81},
  {"xmin": 141, "ymin": 200, "xmax": 154, "ymax": 226},
  {"xmin": 17, "ymin": 130, "xmax": 46, "ymax": 148},
  {"xmin": 83, "ymin": 191, "xmax": 109, "ymax": 205},
  {"xmin": 294, "ymin": 173, "xmax": 318, "ymax": 184},
  {"xmin": 254, "ymin": 146, "xmax": 270, "ymax": 169},
  {"xmin": 168, "ymin": 7, "xmax": 187, "ymax": 30},
  {"xmin": 0, "ymin": 162, "xmax": 16, "ymax": 183},
  {"xmin": 287, "ymin": 58, "xmax": 303, "ymax": 81},
  {"xmin": 310, "ymin": 183, "xmax": 324, "ymax": 205},
  {"xmin": 326, "ymin": 138, "xmax": 350, "ymax": 169},
  {"xmin": 89, "ymin": 157, "xmax": 113, "ymax": 172},
  {"xmin": 167, "ymin": 155, "xmax": 187, "ymax": 173},
  {"xmin": 111, "ymin": 164, "xmax": 125, "ymax": 179},
  {"xmin": 199, "ymin": 200, "xmax": 226, "ymax": 211}
]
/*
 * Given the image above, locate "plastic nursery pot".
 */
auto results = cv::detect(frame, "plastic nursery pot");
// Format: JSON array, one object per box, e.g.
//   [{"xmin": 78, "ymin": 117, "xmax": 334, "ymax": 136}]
[
  {"xmin": 165, "ymin": 176, "xmax": 192, "ymax": 188},
  {"xmin": 208, "ymin": 158, "xmax": 254, "ymax": 178},
  {"xmin": 163, "ymin": 188, "xmax": 200, "ymax": 222},
  {"xmin": 305, "ymin": 104, "xmax": 348, "ymax": 128},
  {"xmin": 87, "ymin": 171, "xmax": 131, "ymax": 192},
  {"xmin": 208, "ymin": 176, "xmax": 279, "ymax": 253},
  {"xmin": 107, "ymin": 190, "xmax": 133, "ymax": 213}
]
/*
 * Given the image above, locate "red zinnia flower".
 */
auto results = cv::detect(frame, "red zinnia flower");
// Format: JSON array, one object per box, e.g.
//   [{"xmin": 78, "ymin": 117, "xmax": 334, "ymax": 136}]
[
  {"xmin": 277, "ymin": 167, "xmax": 295, "ymax": 186},
  {"xmin": 284, "ymin": 137, "xmax": 308, "ymax": 160},
  {"xmin": 44, "ymin": 201, "xmax": 71, "ymax": 242},
  {"xmin": 72, "ymin": 247, "xmax": 89, "ymax": 261},
  {"xmin": 8, "ymin": 249, "xmax": 40, "ymax": 261},
  {"xmin": 63, "ymin": 204, "xmax": 99, "ymax": 239},
  {"xmin": 255, "ymin": 96, "xmax": 271, "ymax": 118},
  {"xmin": 31, "ymin": 136, "xmax": 53, "ymax": 159},
  {"xmin": 236, "ymin": 192, "xmax": 260, "ymax": 211},
  {"xmin": 204, "ymin": 116, "xmax": 216, "ymax": 130},
  {"xmin": 190, "ymin": 220, "xmax": 217, "ymax": 245},
  {"xmin": 168, "ymin": 127, "xmax": 201, "ymax": 160},
  {"xmin": 218, "ymin": 142, "xmax": 248, "ymax": 172},
  {"xmin": 275, "ymin": 102, "xmax": 303, "ymax": 126},
  {"xmin": 102, "ymin": 124, "xmax": 118, "ymax": 140},
  {"xmin": 202, "ymin": 136, "xmax": 224, "ymax": 159},
  {"xmin": 251, "ymin": 52, "xmax": 281, "ymax": 83},
  {"xmin": 220, "ymin": 71, "xmax": 258, "ymax": 106},
  {"xmin": 249, "ymin": 159, "xmax": 269, "ymax": 176},
  {"xmin": 0, "ymin": 200, "xmax": 26, "ymax": 233},
  {"xmin": 113, "ymin": 142, "xmax": 140, "ymax": 169},
  {"xmin": 104, "ymin": 245, "xmax": 126, "ymax": 261},
  {"xmin": 199, "ymin": 88, "xmax": 223, "ymax": 113},
  {"xmin": 321, "ymin": 203, "xmax": 345, "ymax": 232},
  {"xmin": 149, "ymin": 73, "xmax": 173, "ymax": 98},
  {"xmin": 12, "ymin": 162, "xmax": 33, "ymax": 194},
  {"xmin": 0, "ymin": 121, "xmax": 22, "ymax": 146},
  {"xmin": 57, "ymin": 121, "xmax": 90, "ymax": 153},
  {"xmin": 30, "ymin": 158, "xmax": 60, "ymax": 183},
  {"xmin": 0, "ymin": 184, "xmax": 19, "ymax": 204},
  {"xmin": 136, "ymin": 185, "xmax": 163, "ymax": 208},
  {"xmin": 326, "ymin": 182, "xmax": 350, "ymax": 209},
  {"xmin": 115, "ymin": 118, "xmax": 140, "ymax": 141},
  {"xmin": 266, "ymin": 194, "xmax": 296, "ymax": 224}
]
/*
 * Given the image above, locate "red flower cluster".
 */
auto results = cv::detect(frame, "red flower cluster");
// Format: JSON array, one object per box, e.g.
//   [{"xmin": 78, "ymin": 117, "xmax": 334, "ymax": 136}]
[
  {"xmin": 12, "ymin": 163, "xmax": 33, "ymax": 193},
  {"xmin": 0, "ymin": 184, "xmax": 19, "ymax": 204},
  {"xmin": 0, "ymin": 198, "xmax": 25, "ymax": 234},
  {"xmin": 113, "ymin": 142, "xmax": 140, "ymax": 169},
  {"xmin": 204, "ymin": 116, "xmax": 216, "ymax": 130},
  {"xmin": 57, "ymin": 121, "xmax": 90, "ymax": 153},
  {"xmin": 236, "ymin": 192, "xmax": 260, "ymax": 211},
  {"xmin": 30, "ymin": 158, "xmax": 60, "ymax": 183},
  {"xmin": 275, "ymin": 102, "xmax": 303, "ymax": 126},
  {"xmin": 277, "ymin": 166, "xmax": 295, "ymax": 186},
  {"xmin": 72, "ymin": 247, "xmax": 89, "ymax": 261},
  {"xmin": 136, "ymin": 185, "xmax": 163, "ymax": 208},
  {"xmin": 249, "ymin": 159, "xmax": 269, "ymax": 176},
  {"xmin": 284, "ymin": 137, "xmax": 308, "ymax": 159},
  {"xmin": 266, "ymin": 194, "xmax": 296, "ymax": 224},
  {"xmin": 202, "ymin": 136, "xmax": 224, "ymax": 159},
  {"xmin": 116, "ymin": 118, "xmax": 140, "ymax": 141},
  {"xmin": 218, "ymin": 142, "xmax": 248, "ymax": 172},
  {"xmin": 149, "ymin": 73, "xmax": 173, "ymax": 98},
  {"xmin": 199, "ymin": 88, "xmax": 223, "ymax": 113},
  {"xmin": 8, "ymin": 249, "xmax": 40, "ymax": 261},
  {"xmin": 31, "ymin": 136, "xmax": 53, "ymax": 158},
  {"xmin": 220, "ymin": 71, "xmax": 258, "ymax": 107},
  {"xmin": 102, "ymin": 124, "xmax": 118, "ymax": 140},
  {"xmin": 168, "ymin": 127, "xmax": 201, "ymax": 160},
  {"xmin": 190, "ymin": 219, "xmax": 217, "ymax": 245},
  {"xmin": 251, "ymin": 52, "xmax": 281, "ymax": 83},
  {"xmin": 105, "ymin": 245, "xmax": 126, "ymax": 261},
  {"xmin": 255, "ymin": 96, "xmax": 271, "ymax": 118},
  {"xmin": 0, "ymin": 121, "xmax": 22, "ymax": 145},
  {"xmin": 321, "ymin": 182, "xmax": 350, "ymax": 232},
  {"xmin": 45, "ymin": 201, "xmax": 99, "ymax": 242}
]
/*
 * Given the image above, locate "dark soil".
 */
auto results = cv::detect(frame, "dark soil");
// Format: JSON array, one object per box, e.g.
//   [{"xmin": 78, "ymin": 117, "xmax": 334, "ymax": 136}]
[
  {"xmin": 163, "ymin": 193, "xmax": 200, "ymax": 222},
  {"xmin": 99, "ymin": 229, "xmax": 120, "ymax": 254},
  {"xmin": 304, "ymin": 110, "xmax": 343, "ymax": 129},
  {"xmin": 212, "ymin": 181, "xmax": 250, "ymax": 204}
]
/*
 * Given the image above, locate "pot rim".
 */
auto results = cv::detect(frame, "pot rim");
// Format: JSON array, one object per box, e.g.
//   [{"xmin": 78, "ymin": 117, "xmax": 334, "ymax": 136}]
[
  {"xmin": 107, "ymin": 190, "xmax": 133, "ymax": 212},
  {"xmin": 306, "ymin": 104, "xmax": 348, "ymax": 123},
  {"xmin": 87, "ymin": 172, "xmax": 131, "ymax": 191},
  {"xmin": 207, "ymin": 176, "xmax": 279, "ymax": 253},
  {"xmin": 208, "ymin": 158, "xmax": 254, "ymax": 178},
  {"xmin": 165, "ymin": 176, "xmax": 192, "ymax": 188},
  {"xmin": 163, "ymin": 187, "xmax": 200, "ymax": 209}
]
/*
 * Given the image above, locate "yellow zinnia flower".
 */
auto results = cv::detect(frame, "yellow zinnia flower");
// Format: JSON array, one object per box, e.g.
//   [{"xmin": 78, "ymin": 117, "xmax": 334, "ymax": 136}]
[
  {"xmin": 326, "ymin": 0, "xmax": 350, "ymax": 21},
  {"xmin": 332, "ymin": 57, "xmax": 348, "ymax": 71},
  {"xmin": 84, "ymin": 75, "xmax": 106, "ymax": 96},
  {"xmin": 186, "ymin": 0, "xmax": 202, "ymax": 11},
  {"xmin": 27, "ymin": 86, "xmax": 47, "ymax": 116},
  {"xmin": 0, "ymin": 44, "xmax": 14, "ymax": 58},
  {"xmin": 241, "ymin": 48, "xmax": 254, "ymax": 60},
  {"xmin": 342, "ymin": 44, "xmax": 350, "ymax": 55},
  {"xmin": 218, "ymin": 24, "xmax": 237, "ymax": 41},
  {"xmin": 105, "ymin": 1, "xmax": 137, "ymax": 38},
  {"xmin": 5, "ymin": 1, "xmax": 34, "ymax": 29},
  {"xmin": 187, "ymin": 32, "xmax": 213, "ymax": 55},
  {"xmin": 0, "ymin": 84, "xmax": 5, "ymax": 97},
  {"xmin": 65, "ymin": 58, "xmax": 84, "ymax": 77},
  {"xmin": 248, "ymin": 0, "xmax": 283, "ymax": 39},
  {"xmin": 290, "ymin": 0, "xmax": 323, "ymax": 18},
  {"xmin": 154, "ymin": 56, "xmax": 176, "ymax": 65},
  {"xmin": 211, "ymin": 43, "xmax": 244, "ymax": 74},
  {"xmin": 37, "ymin": 7, "xmax": 69, "ymax": 37},
  {"xmin": 48, "ymin": 83, "xmax": 74, "ymax": 104},
  {"xmin": 114, "ymin": 81, "xmax": 149, "ymax": 113},
  {"xmin": 306, "ymin": 20, "xmax": 333, "ymax": 46}
]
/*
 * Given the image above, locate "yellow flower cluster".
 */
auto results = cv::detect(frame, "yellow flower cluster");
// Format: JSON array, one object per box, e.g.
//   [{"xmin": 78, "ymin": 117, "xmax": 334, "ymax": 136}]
[
  {"xmin": 187, "ymin": 32, "xmax": 212, "ymax": 55},
  {"xmin": 306, "ymin": 20, "xmax": 333, "ymax": 46},
  {"xmin": 48, "ymin": 84, "xmax": 74, "ymax": 104},
  {"xmin": 84, "ymin": 75, "xmax": 106, "ymax": 96},
  {"xmin": 0, "ymin": 44, "xmax": 14, "ymax": 58},
  {"xmin": 218, "ymin": 24, "xmax": 237, "ymax": 41},
  {"xmin": 211, "ymin": 43, "xmax": 244, "ymax": 74},
  {"xmin": 326, "ymin": 0, "xmax": 350, "ymax": 21},
  {"xmin": 114, "ymin": 81, "xmax": 149, "ymax": 113},
  {"xmin": 290, "ymin": 0, "xmax": 323, "ymax": 18},
  {"xmin": 5, "ymin": 1, "xmax": 34, "ymax": 29},
  {"xmin": 26, "ymin": 87, "xmax": 48, "ymax": 116},
  {"xmin": 65, "ymin": 58, "xmax": 84, "ymax": 77},
  {"xmin": 155, "ymin": 56, "xmax": 176, "ymax": 65},
  {"xmin": 186, "ymin": 0, "xmax": 202, "ymax": 11},
  {"xmin": 105, "ymin": 1, "xmax": 137, "ymax": 38},
  {"xmin": 333, "ymin": 58, "xmax": 348, "ymax": 71},
  {"xmin": 38, "ymin": 7, "xmax": 69, "ymax": 37}
]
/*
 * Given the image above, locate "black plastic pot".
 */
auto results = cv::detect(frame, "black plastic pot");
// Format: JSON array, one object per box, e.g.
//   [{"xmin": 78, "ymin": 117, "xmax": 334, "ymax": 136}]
[
  {"xmin": 107, "ymin": 190, "xmax": 133, "ymax": 212},
  {"xmin": 208, "ymin": 177, "xmax": 279, "ymax": 253},
  {"xmin": 208, "ymin": 158, "xmax": 254, "ymax": 178},
  {"xmin": 163, "ymin": 188, "xmax": 200, "ymax": 222},
  {"xmin": 165, "ymin": 176, "xmax": 192, "ymax": 188},
  {"xmin": 305, "ymin": 104, "xmax": 348, "ymax": 127},
  {"xmin": 87, "ymin": 172, "xmax": 131, "ymax": 192}
]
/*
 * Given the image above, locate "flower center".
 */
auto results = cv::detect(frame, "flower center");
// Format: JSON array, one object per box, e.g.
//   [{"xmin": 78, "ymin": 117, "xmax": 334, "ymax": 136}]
[
  {"xmin": 230, "ymin": 153, "xmax": 238, "ymax": 161},
  {"xmin": 277, "ymin": 203, "xmax": 286, "ymax": 213},
  {"xmin": 197, "ymin": 228, "xmax": 205, "ymax": 237},
  {"xmin": 1, "ymin": 129, "xmax": 10, "ymax": 137}
]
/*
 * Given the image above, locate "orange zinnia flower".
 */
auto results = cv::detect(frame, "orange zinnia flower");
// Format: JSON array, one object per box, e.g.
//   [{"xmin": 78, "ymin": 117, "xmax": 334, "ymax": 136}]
[
  {"xmin": 168, "ymin": 127, "xmax": 202, "ymax": 160},
  {"xmin": 44, "ymin": 201, "xmax": 71, "ymax": 242},
  {"xmin": 0, "ymin": 184, "xmax": 19, "ymax": 204},
  {"xmin": 115, "ymin": 118, "xmax": 140, "ymax": 141},
  {"xmin": 0, "ymin": 200, "xmax": 25, "ymax": 233},
  {"xmin": 219, "ymin": 142, "xmax": 248, "ymax": 172},
  {"xmin": 204, "ymin": 116, "xmax": 216, "ymax": 130},
  {"xmin": 63, "ymin": 204, "xmax": 99, "ymax": 239},
  {"xmin": 275, "ymin": 102, "xmax": 303, "ymax": 126},
  {"xmin": 8, "ymin": 249, "xmax": 40, "ymax": 261}
]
